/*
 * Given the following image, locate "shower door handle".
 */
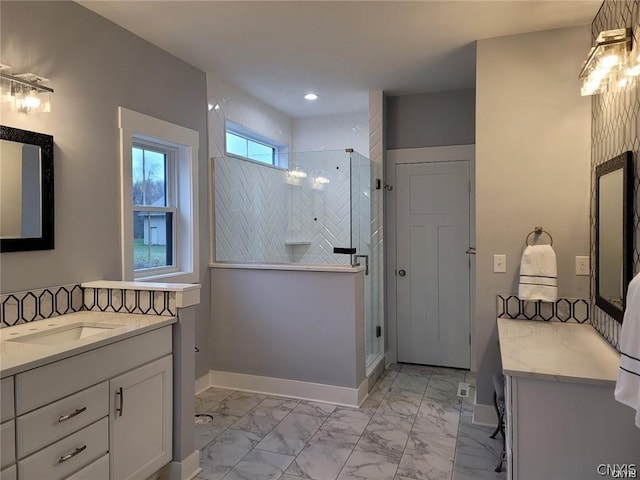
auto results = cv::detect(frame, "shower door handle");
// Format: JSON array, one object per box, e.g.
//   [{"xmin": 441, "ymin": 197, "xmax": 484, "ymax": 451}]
[{"xmin": 353, "ymin": 254, "xmax": 369, "ymax": 275}]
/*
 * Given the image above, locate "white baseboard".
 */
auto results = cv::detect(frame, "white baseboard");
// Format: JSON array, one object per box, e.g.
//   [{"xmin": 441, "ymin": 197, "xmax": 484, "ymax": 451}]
[
  {"xmin": 473, "ymin": 402, "xmax": 498, "ymax": 426},
  {"xmin": 159, "ymin": 450, "xmax": 201, "ymax": 480},
  {"xmin": 203, "ymin": 370, "xmax": 367, "ymax": 408},
  {"xmin": 195, "ymin": 372, "xmax": 210, "ymax": 395}
]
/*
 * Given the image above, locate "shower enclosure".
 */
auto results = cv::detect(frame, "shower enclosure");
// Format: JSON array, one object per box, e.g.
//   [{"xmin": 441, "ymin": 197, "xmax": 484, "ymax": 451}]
[{"xmin": 213, "ymin": 150, "xmax": 382, "ymax": 365}]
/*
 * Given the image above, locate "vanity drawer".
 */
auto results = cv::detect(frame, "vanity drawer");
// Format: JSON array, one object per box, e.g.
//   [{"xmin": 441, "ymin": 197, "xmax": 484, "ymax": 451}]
[
  {"xmin": 16, "ymin": 326, "xmax": 171, "ymax": 414},
  {"xmin": 0, "ymin": 465, "xmax": 16, "ymax": 480},
  {"xmin": 18, "ymin": 417, "xmax": 108, "ymax": 480},
  {"xmin": 16, "ymin": 382, "xmax": 108, "ymax": 458},
  {"xmin": 66, "ymin": 453, "xmax": 109, "ymax": 480},
  {"xmin": 0, "ymin": 421, "xmax": 15, "ymax": 469},
  {"xmin": 1, "ymin": 378, "xmax": 14, "ymax": 422}
]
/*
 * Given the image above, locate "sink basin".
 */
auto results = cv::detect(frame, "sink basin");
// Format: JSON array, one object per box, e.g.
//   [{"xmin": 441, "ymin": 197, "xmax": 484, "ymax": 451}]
[{"xmin": 6, "ymin": 322, "xmax": 123, "ymax": 346}]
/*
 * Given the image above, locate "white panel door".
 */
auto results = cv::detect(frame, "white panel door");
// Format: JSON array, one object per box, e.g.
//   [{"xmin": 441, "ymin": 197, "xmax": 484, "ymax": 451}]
[{"xmin": 396, "ymin": 161, "xmax": 470, "ymax": 368}]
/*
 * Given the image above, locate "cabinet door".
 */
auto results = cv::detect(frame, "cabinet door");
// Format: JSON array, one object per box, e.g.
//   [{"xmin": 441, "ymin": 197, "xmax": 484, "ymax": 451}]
[{"xmin": 109, "ymin": 355, "xmax": 172, "ymax": 480}]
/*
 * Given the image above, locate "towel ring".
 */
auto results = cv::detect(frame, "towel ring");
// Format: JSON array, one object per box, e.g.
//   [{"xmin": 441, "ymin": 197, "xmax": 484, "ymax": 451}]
[{"xmin": 525, "ymin": 227, "xmax": 553, "ymax": 246}]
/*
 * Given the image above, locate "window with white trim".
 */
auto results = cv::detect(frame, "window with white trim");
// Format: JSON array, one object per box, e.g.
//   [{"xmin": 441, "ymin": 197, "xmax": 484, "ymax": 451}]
[
  {"xmin": 132, "ymin": 142, "xmax": 176, "ymax": 275},
  {"xmin": 225, "ymin": 121, "xmax": 286, "ymax": 167},
  {"xmin": 119, "ymin": 107, "xmax": 199, "ymax": 283}
]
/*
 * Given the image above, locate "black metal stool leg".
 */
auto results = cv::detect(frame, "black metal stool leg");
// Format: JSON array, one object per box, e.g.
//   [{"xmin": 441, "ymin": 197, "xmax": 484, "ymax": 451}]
[{"xmin": 490, "ymin": 391, "xmax": 500, "ymax": 439}]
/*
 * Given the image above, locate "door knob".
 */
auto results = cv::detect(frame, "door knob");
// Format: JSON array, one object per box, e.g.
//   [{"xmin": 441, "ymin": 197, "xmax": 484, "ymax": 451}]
[{"xmin": 398, "ymin": 269, "xmax": 406, "ymax": 277}]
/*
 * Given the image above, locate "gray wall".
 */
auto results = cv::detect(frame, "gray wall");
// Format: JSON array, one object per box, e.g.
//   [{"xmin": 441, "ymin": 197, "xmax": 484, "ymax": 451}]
[
  {"xmin": 475, "ymin": 25, "xmax": 591, "ymax": 406},
  {"xmin": 210, "ymin": 267, "xmax": 365, "ymax": 389},
  {"xmin": 386, "ymin": 89, "xmax": 475, "ymax": 149},
  {"xmin": 0, "ymin": 1, "xmax": 211, "ymax": 377}
]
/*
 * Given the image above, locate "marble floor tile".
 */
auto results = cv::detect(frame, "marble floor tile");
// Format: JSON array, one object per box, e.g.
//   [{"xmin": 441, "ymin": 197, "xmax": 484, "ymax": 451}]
[
  {"xmin": 359, "ymin": 389, "xmax": 386, "ymax": 412},
  {"xmin": 191, "ymin": 366, "xmax": 505, "ymax": 480},
  {"xmin": 197, "ymin": 387, "xmax": 235, "ymax": 402},
  {"xmin": 412, "ymin": 403, "xmax": 460, "ymax": 438},
  {"xmin": 293, "ymin": 400, "xmax": 336, "ymax": 418},
  {"xmin": 431, "ymin": 367, "xmax": 466, "ymax": 380},
  {"xmin": 452, "ymin": 453, "xmax": 506, "ymax": 480},
  {"xmin": 259, "ymin": 396, "xmax": 301, "ymax": 411},
  {"xmin": 196, "ymin": 397, "xmax": 218, "ymax": 414},
  {"xmin": 223, "ymin": 449, "xmax": 294, "ymax": 480},
  {"xmin": 198, "ymin": 429, "xmax": 263, "ymax": 480},
  {"xmin": 396, "ymin": 449, "xmax": 453, "ymax": 480},
  {"xmin": 464, "ymin": 371, "xmax": 477, "ymax": 385},
  {"xmin": 256, "ymin": 412, "xmax": 325, "ymax": 455},
  {"xmin": 285, "ymin": 429, "xmax": 361, "ymax": 480},
  {"xmin": 405, "ymin": 428, "xmax": 456, "ymax": 454},
  {"xmin": 337, "ymin": 450, "xmax": 400, "ymax": 480},
  {"xmin": 194, "ymin": 412, "xmax": 241, "ymax": 449},
  {"xmin": 321, "ymin": 408, "xmax": 373, "ymax": 436},
  {"xmin": 399, "ymin": 363, "xmax": 434, "ymax": 377},
  {"xmin": 424, "ymin": 377, "xmax": 462, "ymax": 403},
  {"xmin": 390, "ymin": 372, "xmax": 430, "ymax": 394},
  {"xmin": 231, "ymin": 405, "xmax": 291, "ymax": 435},
  {"xmin": 355, "ymin": 413, "xmax": 413, "ymax": 461},
  {"xmin": 456, "ymin": 421, "xmax": 502, "ymax": 459},
  {"xmin": 387, "ymin": 363, "xmax": 402, "ymax": 372},
  {"xmin": 211, "ymin": 391, "xmax": 266, "ymax": 417},
  {"xmin": 377, "ymin": 388, "xmax": 423, "ymax": 418}
]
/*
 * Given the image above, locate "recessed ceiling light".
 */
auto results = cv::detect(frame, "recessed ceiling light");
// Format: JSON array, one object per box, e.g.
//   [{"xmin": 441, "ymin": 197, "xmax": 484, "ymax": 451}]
[{"xmin": 304, "ymin": 93, "xmax": 318, "ymax": 101}]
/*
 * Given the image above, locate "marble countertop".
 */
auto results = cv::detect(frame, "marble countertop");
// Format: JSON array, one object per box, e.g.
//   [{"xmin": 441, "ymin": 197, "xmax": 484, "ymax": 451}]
[
  {"xmin": 0, "ymin": 311, "xmax": 176, "ymax": 378},
  {"xmin": 497, "ymin": 318, "xmax": 620, "ymax": 386}
]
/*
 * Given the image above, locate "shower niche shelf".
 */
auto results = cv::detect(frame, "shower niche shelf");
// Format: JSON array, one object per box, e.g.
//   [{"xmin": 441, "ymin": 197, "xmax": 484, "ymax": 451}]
[{"xmin": 284, "ymin": 240, "xmax": 311, "ymax": 246}]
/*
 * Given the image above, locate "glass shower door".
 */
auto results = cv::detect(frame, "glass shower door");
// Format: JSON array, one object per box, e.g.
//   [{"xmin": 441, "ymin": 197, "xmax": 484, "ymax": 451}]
[{"xmin": 350, "ymin": 152, "xmax": 380, "ymax": 365}]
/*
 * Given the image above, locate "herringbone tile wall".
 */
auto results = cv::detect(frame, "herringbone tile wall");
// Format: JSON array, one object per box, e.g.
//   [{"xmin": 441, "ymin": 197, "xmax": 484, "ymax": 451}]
[
  {"xmin": 214, "ymin": 157, "xmax": 292, "ymax": 263},
  {"xmin": 214, "ymin": 153, "xmax": 355, "ymax": 265}
]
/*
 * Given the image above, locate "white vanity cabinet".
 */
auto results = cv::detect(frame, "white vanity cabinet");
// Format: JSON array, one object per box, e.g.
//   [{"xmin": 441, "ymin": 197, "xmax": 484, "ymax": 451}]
[
  {"xmin": 110, "ymin": 355, "xmax": 172, "ymax": 480},
  {"xmin": 1, "ymin": 377, "xmax": 16, "ymax": 479},
  {"xmin": 499, "ymin": 318, "xmax": 640, "ymax": 480},
  {"xmin": 0, "ymin": 321, "xmax": 173, "ymax": 480}
]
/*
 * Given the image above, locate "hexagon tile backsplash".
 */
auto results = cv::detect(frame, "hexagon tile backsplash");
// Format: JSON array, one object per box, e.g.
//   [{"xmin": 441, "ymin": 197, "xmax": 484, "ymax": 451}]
[{"xmin": 497, "ymin": 294, "xmax": 590, "ymax": 324}]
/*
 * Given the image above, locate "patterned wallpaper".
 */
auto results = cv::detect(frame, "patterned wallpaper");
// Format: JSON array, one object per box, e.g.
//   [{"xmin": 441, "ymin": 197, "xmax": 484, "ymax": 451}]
[{"xmin": 590, "ymin": 0, "xmax": 640, "ymax": 349}]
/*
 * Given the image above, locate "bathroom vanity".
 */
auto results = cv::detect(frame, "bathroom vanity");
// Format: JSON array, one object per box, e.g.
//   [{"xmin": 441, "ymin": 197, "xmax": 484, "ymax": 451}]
[
  {"xmin": 0, "ymin": 311, "xmax": 176, "ymax": 480},
  {"xmin": 498, "ymin": 318, "xmax": 640, "ymax": 480}
]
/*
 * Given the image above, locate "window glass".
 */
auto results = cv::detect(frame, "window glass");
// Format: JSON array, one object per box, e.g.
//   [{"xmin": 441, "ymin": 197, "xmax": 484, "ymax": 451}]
[
  {"xmin": 225, "ymin": 129, "xmax": 276, "ymax": 165},
  {"xmin": 133, "ymin": 211, "xmax": 174, "ymax": 270},
  {"xmin": 132, "ymin": 147, "xmax": 167, "ymax": 206}
]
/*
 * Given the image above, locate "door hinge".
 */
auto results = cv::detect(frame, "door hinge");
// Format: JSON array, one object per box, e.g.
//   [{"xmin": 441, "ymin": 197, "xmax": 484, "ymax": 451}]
[
  {"xmin": 376, "ymin": 325, "xmax": 382, "ymax": 338},
  {"xmin": 469, "ymin": 334, "xmax": 472, "ymax": 346},
  {"xmin": 468, "ymin": 181, "xmax": 471, "ymax": 192}
]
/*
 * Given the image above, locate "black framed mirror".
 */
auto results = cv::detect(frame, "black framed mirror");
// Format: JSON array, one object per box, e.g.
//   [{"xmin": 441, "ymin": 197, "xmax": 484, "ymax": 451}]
[
  {"xmin": 0, "ymin": 125, "xmax": 54, "ymax": 252},
  {"xmin": 595, "ymin": 151, "xmax": 633, "ymax": 323}
]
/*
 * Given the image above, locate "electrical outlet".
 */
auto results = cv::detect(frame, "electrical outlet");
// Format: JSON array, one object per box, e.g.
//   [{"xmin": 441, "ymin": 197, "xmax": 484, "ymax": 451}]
[
  {"xmin": 493, "ymin": 254, "xmax": 507, "ymax": 273},
  {"xmin": 576, "ymin": 256, "xmax": 590, "ymax": 276}
]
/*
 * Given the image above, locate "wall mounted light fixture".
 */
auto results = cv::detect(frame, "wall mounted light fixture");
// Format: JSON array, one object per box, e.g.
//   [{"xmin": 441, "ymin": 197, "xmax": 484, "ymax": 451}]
[
  {"xmin": 580, "ymin": 28, "xmax": 634, "ymax": 96},
  {"xmin": 0, "ymin": 64, "xmax": 53, "ymax": 113}
]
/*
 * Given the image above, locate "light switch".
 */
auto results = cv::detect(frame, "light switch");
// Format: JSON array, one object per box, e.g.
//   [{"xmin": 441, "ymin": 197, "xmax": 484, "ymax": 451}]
[
  {"xmin": 493, "ymin": 254, "xmax": 507, "ymax": 273},
  {"xmin": 576, "ymin": 256, "xmax": 590, "ymax": 276}
]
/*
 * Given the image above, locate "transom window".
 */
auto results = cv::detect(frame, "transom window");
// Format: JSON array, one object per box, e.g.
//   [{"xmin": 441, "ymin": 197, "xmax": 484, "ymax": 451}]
[{"xmin": 225, "ymin": 121, "xmax": 284, "ymax": 167}]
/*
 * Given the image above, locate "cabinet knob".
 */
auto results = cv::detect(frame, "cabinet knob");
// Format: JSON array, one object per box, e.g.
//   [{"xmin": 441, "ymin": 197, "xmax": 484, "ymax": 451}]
[{"xmin": 398, "ymin": 269, "xmax": 406, "ymax": 277}]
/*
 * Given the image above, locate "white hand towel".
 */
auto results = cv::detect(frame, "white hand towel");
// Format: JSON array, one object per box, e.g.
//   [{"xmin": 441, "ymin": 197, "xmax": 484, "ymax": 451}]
[
  {"xmin": 518, "ymin": 245, "xmax": 558, "ymax": 302},
  {"xmin": 615, "ymin": 273, "xmax": 640, "ymax": 428}
]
